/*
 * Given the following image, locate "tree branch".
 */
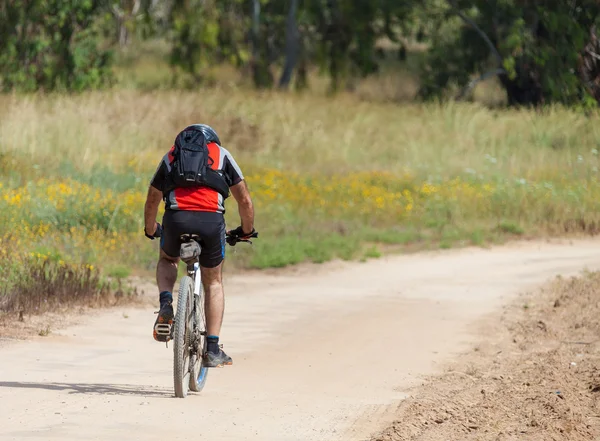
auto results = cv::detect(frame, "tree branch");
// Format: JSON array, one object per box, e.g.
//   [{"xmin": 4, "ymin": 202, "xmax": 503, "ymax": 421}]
[
  {"xmin": 111, "ymin": 4, "xmax": 124, "ymax": 19},
  {"xmin": 132, "ymin": 0, "xmax": 141, "ymax": 16},
  {"xmin": 447, "ymin": 0, "xmax": 504, "ymax": 67},
  {"xmin": 456, "ymin": 67, "xmax": 506, "ymax": 100},
  {"xmin": 586, "ymin": 48, "xmax": 600, "ymax": 61}
]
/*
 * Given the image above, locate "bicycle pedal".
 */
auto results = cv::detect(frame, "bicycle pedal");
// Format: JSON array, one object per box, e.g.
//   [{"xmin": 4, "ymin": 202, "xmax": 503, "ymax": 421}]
[{"xmin": 154, "ymin": 323, "xmax": 172, "ymax": 337}]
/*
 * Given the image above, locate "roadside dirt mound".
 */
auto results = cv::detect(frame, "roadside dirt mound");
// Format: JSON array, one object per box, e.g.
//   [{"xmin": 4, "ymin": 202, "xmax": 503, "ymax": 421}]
[{"xmin": 372, "ymin": 272, "xmax": 600, "ymax": 441}]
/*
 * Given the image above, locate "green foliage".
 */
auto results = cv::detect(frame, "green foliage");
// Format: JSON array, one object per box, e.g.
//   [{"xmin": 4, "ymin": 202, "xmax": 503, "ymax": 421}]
[
  {"xmin": 169, "ymin": 0, "xmax": 252, "ymax": 83},
  {"xmin": 305, "ymin": 0, "xmax": 417, "ymax": 91},
  {"xmin": 496, "ymin": 221, "xmax": 524, "ymax": 236},
  {"xmin": 363, "ymin": 246, "xmax": 382, "ymax": 260},
  {"xmin": 106, "ymin": 265, "xmax": 131, "ymax": 279},
  {"xmin": 165, "ymin": 0, "xmax": 423, "ymax": 91},
  {"xmin": 419, "ymin": 1, "xmax": 600, "ymax": 106},
  {"xmin": 4, "ymin": 1, "xmax": 600, "ymax": 104},
  {"xmin": 0, "ymin": 0, "xmax": 113, "ymax": 92}
]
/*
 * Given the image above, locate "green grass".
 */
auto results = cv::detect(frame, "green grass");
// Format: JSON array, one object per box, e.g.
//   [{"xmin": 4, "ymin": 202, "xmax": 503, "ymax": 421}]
[
  {"xmin": 106, "ymin": 265, "xmax": 132, "ymax": 280},
  {"xmin": 497, "ymin": 221, "xmax": 525, "ymax": 235},
  {"xmin": 363, "ymin": 246, "xmax": 382, "ymax": 260}
]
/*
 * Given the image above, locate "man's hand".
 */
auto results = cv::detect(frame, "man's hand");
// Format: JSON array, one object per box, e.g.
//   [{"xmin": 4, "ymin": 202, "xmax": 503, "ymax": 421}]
[
  {"xmin": 227, "ymin": 225, "xmax": 256, "ymax": 239},
  {"xmin": 145, "ymin": 222, "xmax": 162, "ymax": 240},
  {"xmin": 226, "ymin": 226, "xmax": 258, "ymax": 246},
  {"xmin": 144, "ymin": 186, "xmax": 163, "ymax": 239}
]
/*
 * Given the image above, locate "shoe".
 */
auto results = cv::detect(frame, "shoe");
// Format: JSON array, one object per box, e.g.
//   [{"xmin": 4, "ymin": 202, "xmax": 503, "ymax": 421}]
[
  {"xmin": 153, "ymin": 301, "xmax": 174, "ymax": 342},
  {"xmin": 204, "ymin": 349, "xmax": 233, "ymax": 367}
]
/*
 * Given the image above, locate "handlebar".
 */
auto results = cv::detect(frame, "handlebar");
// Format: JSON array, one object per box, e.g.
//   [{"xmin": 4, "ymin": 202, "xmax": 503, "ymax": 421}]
[
  {"xmin": 226, "ymin": 231, "xmax": 258, "ymax": 246},
  {"xmin": 147, "ymin": 222, "xmax": 258, "ymax": 246}
]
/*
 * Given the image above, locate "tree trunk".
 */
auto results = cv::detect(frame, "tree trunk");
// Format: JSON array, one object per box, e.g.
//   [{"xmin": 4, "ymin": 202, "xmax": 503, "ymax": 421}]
[
  {"xmin": 118, "ymin": 18, "xmax": 128, "ymax": 47},
  {"xmin": 579, "ymin": 26, "xmax": 600, "ymax": 103},
  {"xmin": 251, "ymin": 0, "xmax": 261, "ymax": 86},
  {"xmin": 295, "ymin": 25, "xmax": 308, "ymax": 90},
  {"xmin": 113, "ymin": 0, "xmax": 141, "ymax": 47},
  {"xmin": 251, "ymin": 0, "xmax": 273, "ymax": 88},
  {"xmin": 499, "ymin": 67, "xmax": 544, "ymax": 107},
  {"xmin": 278, "ymin": 0, "xmax": 299, "ymax": 89}
]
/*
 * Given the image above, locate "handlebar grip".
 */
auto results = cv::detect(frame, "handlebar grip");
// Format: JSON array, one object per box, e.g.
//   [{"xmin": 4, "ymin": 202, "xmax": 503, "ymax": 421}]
[{"xmin": 226, "ymin": 230, "xmax": 258, "ymax": 246}]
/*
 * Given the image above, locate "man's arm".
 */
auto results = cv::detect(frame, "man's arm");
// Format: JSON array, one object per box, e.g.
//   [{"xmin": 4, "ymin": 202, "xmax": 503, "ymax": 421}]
[
  {"xmin": 230, "ymin": 180, "xmax": 254, "ymax": 235},
  {"xmin": 144, "ymin": 185, "xmax": 163, "ymax": 236},
  {"xmin": 220, "ymin": 147, "xmax": 254, "ymax": 235},
  {"xmin": 145, "ymin": 155, "xmax": 169, "ymax": 236}
]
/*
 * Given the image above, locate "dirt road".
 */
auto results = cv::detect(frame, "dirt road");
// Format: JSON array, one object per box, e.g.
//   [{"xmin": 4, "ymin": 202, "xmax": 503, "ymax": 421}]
[{"xmin": 1, "ymin": 239, "xmax": 600, "ymax": 441}]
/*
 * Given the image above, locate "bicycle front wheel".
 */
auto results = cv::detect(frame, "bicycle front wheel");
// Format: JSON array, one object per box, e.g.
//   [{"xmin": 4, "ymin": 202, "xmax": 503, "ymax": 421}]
[{"xmin": 173, "ymin": 275, "xmax": 193, "ymax": 398}]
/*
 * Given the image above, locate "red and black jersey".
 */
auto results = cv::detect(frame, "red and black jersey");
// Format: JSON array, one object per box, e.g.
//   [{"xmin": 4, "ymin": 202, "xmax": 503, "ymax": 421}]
[{"xmin": 150, "ymin": 142, "xmax": 244, "ymax": 213}]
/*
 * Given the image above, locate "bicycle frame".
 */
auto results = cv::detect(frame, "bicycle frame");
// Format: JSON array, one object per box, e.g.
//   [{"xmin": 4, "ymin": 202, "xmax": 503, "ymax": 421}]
[{"xmin": 191, "ymin": 262, "xmax": 202, "ymax": 296}]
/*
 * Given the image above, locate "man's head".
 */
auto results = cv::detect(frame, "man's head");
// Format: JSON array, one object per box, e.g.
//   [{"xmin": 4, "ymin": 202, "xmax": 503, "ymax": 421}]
[{"xmin": 184, "ymin": 124, "xmax": 221, "ymax": 146}]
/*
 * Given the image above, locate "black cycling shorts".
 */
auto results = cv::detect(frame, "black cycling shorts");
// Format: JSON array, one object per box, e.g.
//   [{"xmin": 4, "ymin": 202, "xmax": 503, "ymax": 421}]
[{"xmin": 161, "ymin": 210, "xmax": 226, "ymax": 268}]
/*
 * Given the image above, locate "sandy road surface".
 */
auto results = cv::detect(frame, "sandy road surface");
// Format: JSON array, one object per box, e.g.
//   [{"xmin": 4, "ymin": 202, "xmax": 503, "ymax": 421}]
[{"xmin": 1, "ymin": 239, "xmax": 600, "ymax": 441}]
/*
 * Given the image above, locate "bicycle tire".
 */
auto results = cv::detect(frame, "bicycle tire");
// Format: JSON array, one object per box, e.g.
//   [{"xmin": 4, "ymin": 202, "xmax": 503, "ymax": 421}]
[
  {"xmin": 173, "ymin": 275, "xmax": 193, "ymax": 398},
  {"xmin": 189, "ymin": 289, "xmax": 209, "ymax": 392}
]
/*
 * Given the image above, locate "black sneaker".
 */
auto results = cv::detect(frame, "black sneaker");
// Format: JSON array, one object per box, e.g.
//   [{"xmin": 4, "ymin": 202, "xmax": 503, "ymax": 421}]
[
  {"xmin": 153, "ymin": 302, "xmax": 174, "ymax": 342},
  {"xmin": 204, "ymin": 349, "xmax": 233, "ymax": 367}
]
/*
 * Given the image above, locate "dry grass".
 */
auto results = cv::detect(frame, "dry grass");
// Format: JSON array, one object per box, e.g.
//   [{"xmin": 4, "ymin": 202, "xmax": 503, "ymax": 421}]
[
  {"xmin": 0, "ymin": 260, "xmax": 109, "ymax": 316},
  {"xmin": 1, "ymin": 91, "xmax": 596, "ymax": 178}
]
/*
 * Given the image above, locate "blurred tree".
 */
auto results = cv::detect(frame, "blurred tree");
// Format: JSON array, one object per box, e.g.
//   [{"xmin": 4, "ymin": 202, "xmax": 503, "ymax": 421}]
[
  {"xmin": 250, "ymin": 0, "xmax": 273, "ymax": 87},
  {"xmin": 105, "ymin": 0, "xmax": 162, "ymax": 46},
  {"xmin": 419, "ymin": 0, "xmax": 600, "ymax": 107},
  {"xmin": 109, "ymin": 0, "xmax": 141, "ymax": 47},
  {"xmin": 169, "ymin": 0, "xmax": 220, "ymax": 83},
  {"xmin": 149, "ymin": 0, "xmax": 423, "ymax": 91},
  {"xmin": 0, "ymin": 0, "xmax": 113, "ymax": 92},
  {"xmin": 579, "ymin": 26, "xmax": 600, "ymax": 103},
  {"xmin": 278, "ymin": 0, "xmax": 299, "ymax": 88},
  {"xmin": 305, "ymin": 0, "xmax": 419, "ymax": 92}
]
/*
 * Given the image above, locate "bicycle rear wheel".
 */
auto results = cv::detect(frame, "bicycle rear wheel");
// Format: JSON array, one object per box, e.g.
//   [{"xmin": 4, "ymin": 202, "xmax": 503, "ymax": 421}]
[{"xmin": 173, "ymin": 275, "xmax": 193, "ymax": 398}]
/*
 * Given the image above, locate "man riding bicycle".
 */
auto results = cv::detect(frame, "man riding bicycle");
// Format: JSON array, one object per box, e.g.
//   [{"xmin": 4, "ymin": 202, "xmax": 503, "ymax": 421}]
[{"xmin": 143, "ymin": 124, "xmax": 255, "ymax": 368}]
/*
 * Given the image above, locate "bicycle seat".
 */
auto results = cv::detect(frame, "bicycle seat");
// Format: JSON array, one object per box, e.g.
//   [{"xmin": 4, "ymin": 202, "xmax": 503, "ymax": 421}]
[
  {"xmin": 180, "ymin": 233, "xmax": 202, "ymax": 265},
  {"xmin": 180, "ymin": 233, "xmax": 201, "ymax": 243}
]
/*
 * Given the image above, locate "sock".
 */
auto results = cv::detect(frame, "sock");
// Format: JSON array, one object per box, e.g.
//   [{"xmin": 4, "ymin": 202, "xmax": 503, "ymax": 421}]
[
  {"xmin": 207, "ymin": 335, "xmax": 220, "ymax": 354},
  {"xmin": 159, "ymin": 291, "xmax": 172, "ymax": 307}
]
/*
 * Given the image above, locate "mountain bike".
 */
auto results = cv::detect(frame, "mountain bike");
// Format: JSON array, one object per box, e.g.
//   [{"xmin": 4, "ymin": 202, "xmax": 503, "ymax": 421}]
[{"xmin": 154, "ymin": 230, "xmax": 258, "ymax": 398}]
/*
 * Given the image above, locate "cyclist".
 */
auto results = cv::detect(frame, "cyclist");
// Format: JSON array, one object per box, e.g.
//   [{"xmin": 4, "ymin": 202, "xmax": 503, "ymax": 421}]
[{"xmin": 143, "ymin": 124, "xmax": 255, "ymax": 368}]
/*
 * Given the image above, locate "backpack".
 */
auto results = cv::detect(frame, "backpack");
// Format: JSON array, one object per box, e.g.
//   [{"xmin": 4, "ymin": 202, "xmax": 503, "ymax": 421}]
[{"xmin": 163, "ymin": 127, "xmax": 230, "ymax": 198}]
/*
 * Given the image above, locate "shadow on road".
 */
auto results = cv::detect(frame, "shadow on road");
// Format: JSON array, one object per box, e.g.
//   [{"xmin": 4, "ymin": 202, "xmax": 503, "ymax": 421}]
[{"xmin": 0, "ymin": 381, "xmax": 172, "ymax": 398}]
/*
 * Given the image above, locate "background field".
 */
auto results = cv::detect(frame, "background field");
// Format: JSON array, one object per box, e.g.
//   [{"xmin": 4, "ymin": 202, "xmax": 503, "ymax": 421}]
[
  {"xmin": 2, "ymin": 50, "xmax": 600, "ymax": 316},
  {"xmin": 2, "ymin": 88, "xmax": 600, "ymax": 283},
  {"xmin": 2, "ymin": 0, "xmax": 600, "ymax": 314}
]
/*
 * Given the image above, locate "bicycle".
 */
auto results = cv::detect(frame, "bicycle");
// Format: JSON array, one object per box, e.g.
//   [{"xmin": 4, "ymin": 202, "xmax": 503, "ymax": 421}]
[{"xmin": 153, "ymin": 229, "xmax": 258, "ymax": 398}]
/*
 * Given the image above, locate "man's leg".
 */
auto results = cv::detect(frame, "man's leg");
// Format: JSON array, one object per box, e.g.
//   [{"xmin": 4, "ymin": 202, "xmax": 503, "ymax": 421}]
[
  {"xmin": 201, "ymin": 263, "xmax": 224, "ymax": 336},
  {"xmin": 157, "ymin": 248, "xmax": 179, "ymax": 293},
  {"xmin": 201, "ymin": 262, "xmax": 232, "ymax": 367},
  {"xmin": 153, "ymin": 248, "xmax": 179, "ymax": 342}
]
